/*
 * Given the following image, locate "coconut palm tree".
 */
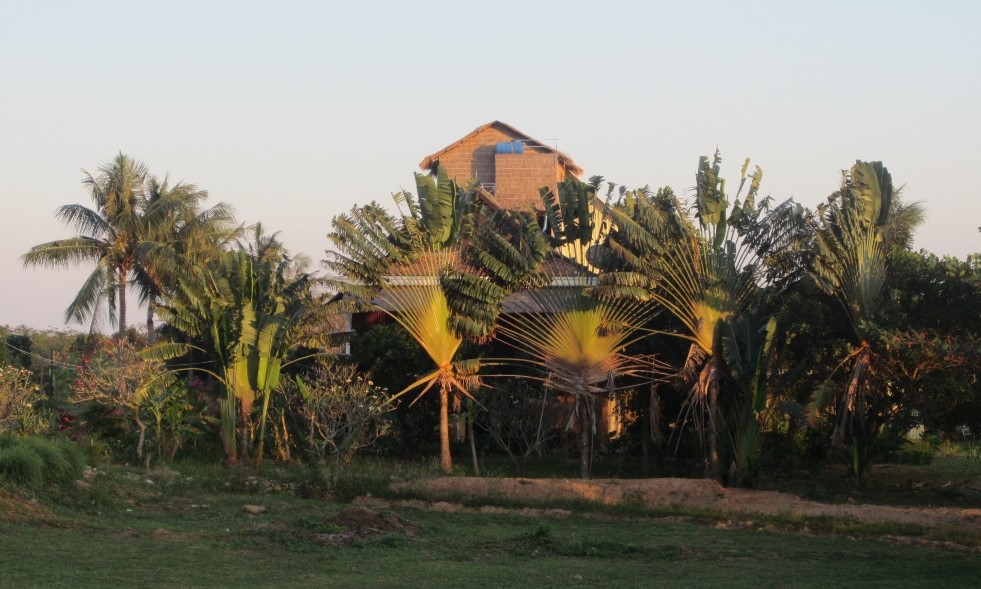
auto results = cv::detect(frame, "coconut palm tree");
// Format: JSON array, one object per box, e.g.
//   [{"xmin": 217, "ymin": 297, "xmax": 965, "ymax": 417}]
[
  {"xmin": 133, "ymin": 176, "xmax": 238, "ymax": 343},
  {"xmin": 22, "ymin": 154, "xmax": 150, "ymax": 336},
  {"xmin": 324, "ymin": 169, "xmax": 544, "ymax": 473},
  {"xmin": 22, "ymin": 154, "xmax": 235, "ymax": 340}
]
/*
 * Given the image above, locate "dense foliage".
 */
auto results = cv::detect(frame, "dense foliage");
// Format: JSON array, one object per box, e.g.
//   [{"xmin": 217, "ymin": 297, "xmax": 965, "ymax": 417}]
[{"xmin": 10, "ymin": 151, "xmax": 979, "ymax": 489}]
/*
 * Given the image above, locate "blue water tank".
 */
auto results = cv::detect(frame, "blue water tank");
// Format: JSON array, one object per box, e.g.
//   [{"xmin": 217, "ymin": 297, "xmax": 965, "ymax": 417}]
[{"xmin": 495, "ymin": 141, "xmax": 525, "ymax": 154}]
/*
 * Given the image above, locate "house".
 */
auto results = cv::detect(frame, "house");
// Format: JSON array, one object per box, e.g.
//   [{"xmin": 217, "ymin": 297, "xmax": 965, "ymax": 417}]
[
  {"xmin": 419, "ymin": 121, "xmax": 583, "ymax": 211},
  {"xmin": 341, "ymin": 122, "xmax": 627, "ymax": 440}
]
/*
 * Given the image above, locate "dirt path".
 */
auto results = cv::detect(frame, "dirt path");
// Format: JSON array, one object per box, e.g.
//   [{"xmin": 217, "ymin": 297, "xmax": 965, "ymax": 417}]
[{"xmin": 383, "ymin": 477, "xmax": 981, "ymax": 530}]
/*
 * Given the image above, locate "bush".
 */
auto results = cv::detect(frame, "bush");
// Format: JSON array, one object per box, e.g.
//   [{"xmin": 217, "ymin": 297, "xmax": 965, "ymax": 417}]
[
  {"xmin": 283, "ymin": 361, "xmax": 393, "ymax": 469},
  {"xmin": 888, "ymin": 441, "xmax": 935, "ymax": 465},
  {"xmin": 0, "ymin": 364, "xmax": 47, "ymax": 435}
]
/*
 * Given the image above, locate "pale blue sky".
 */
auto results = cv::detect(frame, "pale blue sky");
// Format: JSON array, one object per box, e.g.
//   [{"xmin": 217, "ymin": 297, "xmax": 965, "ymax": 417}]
[{"xmin": 2, "ymin": 0, "xmax": 979, "ymax": 330}]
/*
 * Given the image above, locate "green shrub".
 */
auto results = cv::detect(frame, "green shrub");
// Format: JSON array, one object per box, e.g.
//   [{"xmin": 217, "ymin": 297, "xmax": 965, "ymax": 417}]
[
  {"xmin": 883, "ymin": 440, "xmax": 935, "ymax": 465},
  {"xmin": 0, "ymin": 443, "xmax": 45, "ymax": 487}
]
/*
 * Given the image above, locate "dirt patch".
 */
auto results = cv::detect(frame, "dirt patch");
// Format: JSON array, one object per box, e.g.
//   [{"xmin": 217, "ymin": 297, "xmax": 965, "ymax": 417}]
[
  {"xmin": 310, "ymin": 506, "xmax": 419, "ymax": 546},
  {"xmin": 354, "ymin": 495, "xmax": 573, "ymax": 518},
  {"xmin": 391, "ymin": 477, "xmax": 981, "ymax": 530},
  {"xmin": 393, "ymin": 477, "xmax": 724, "ymax": 507},
  {"xmin": 0, "ymin": 493, "xmax": 56, "ymax": 523}
]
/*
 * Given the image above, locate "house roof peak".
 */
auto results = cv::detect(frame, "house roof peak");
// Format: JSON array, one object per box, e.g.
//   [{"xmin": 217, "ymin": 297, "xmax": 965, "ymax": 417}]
[{"xmin": 419, "ymin": 121, "xmax": 583, "ymax": 177}]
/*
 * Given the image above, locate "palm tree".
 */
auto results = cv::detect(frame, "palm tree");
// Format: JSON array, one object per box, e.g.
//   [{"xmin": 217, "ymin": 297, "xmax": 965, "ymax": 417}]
[
  {"xmin": 133, "ymin": 176, "xmax": 238, "ymax": 343},
  {"xmin": 600, "ymin": 152, "xmax": 806, "ymax": 481},
  {"xmin": 485, "ymin": 177, "xmax": 659, "ymax": 478},
  {"xmin": 22, "ymin": 153, "xmax": 150, "ymax": 336},
  {"xmin": 325, "ymin": 169, "xmax": 543, "ymax": 473},
  {"xmin": 807, "ymin": 160, "xmax": 900, "ymax": 485},
  {"xmin": 22, "ymin": 154, "xmax": 235, "ymax": 340}
]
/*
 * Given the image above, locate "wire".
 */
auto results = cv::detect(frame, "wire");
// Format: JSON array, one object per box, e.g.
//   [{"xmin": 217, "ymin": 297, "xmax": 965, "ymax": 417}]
[
  {"xmin": 2, "ymin": 339, "xmax": 215, "ymax": 370},
  {"xmin": 2, "ymin": 340, "xmax": 83, "ymax": 370}
]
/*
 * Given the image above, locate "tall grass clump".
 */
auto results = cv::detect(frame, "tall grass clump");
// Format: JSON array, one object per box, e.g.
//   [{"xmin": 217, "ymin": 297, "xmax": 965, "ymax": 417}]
[
  {"xmin": 0, "ymin": 443, "xmax": 45, "ymax": 487},
  {"xmin": 0, "ymin": 434, "xmax": 84, "ymax": 488}
]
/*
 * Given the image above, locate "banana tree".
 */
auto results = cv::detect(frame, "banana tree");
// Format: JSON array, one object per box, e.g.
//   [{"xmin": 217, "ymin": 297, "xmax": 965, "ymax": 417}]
[
  {"xmin": 149, "ymin": 248, "xmax": 322, "ymax": 465},
  {"xmin": 325, "ymin": 169, "xmax": 545, "ymax": 474}
]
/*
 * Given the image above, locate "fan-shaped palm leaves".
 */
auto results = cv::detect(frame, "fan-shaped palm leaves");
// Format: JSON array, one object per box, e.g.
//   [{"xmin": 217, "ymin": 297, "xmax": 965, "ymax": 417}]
[
  {"xmin": 493, "ymin": 178, "xmax": 661, "ymax": 478},
  {"xmin": 324, "ymin": 169, "xmax": 545, "ymax": 473},
  {"xmin": 149, "ymin": 248, "xmax": 323, "ymax": 465},
  {"xmin": 600, "ymin": 152, "xmax": 806, "ymax": 480},
  {"xmin": 808, "ymin": 160, "xmax": 900, "ymax": 484}
]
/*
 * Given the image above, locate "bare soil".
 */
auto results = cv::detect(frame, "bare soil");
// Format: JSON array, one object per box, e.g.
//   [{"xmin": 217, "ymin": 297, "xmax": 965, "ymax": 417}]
[
  {"xmin": 386, "ymin": 477, "xmax": 981, "ymax": 530},
  {"xmin": 310, "ymin": 506, "xmax": 420, "ymax": 546}
]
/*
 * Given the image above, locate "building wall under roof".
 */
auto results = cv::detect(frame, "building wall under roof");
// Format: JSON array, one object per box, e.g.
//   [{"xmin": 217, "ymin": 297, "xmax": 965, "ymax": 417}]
[
  {"xmin": 436, "ymin": 125, "xmax": 516, "ymax": 189},
  {"xmin": 433, "ymin": 124, "xmax": 573, "ymax": 211},
  {"xmin": 495, "ymin": 151, "xmax": 561, "ymax": 211}
]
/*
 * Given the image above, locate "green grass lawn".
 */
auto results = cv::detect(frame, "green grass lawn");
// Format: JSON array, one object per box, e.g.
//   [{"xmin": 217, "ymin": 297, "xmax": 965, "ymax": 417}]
[{"xmin": 2, "ymin": 460, "xmax": 979, "ymax": 588}]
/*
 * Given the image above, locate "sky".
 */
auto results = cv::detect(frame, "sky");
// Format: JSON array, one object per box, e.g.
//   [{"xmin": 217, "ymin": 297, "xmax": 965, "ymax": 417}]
[{"xmin": 1, "ymin": 0, "xmax": 979, "ymax": 332}]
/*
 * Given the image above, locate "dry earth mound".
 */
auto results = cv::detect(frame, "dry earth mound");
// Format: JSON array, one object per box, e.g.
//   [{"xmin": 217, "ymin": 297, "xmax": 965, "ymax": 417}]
[{"xmin": 392, "ymin": 477, "xmax": 981, "ymax": 530}]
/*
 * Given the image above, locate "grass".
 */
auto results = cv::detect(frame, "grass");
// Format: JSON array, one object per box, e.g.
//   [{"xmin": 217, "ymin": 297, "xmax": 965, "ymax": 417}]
[
  {"xmin": 1, "ymin": 458, "xmax": 980, "ymax": 588},
  {"xmin": 756, "ymin": 445, "xmax": 981, "ymax": 509}
]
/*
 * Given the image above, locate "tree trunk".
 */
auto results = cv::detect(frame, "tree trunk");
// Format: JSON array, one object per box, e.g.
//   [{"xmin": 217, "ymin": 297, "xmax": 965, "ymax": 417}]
[
  {"xmin": 858, "ymin": 445, "xmax": 873, "ymax": 487},
  {"xmin": 117, "ymin": 268, "xmax": 128, "ymax": 338},
  {"xmin": 135, "ymin": 415, "xmax": 147, "ymax": 471},
  {"xmin": 640, "ymin": 399, "xmax": 650, "ymax": 477},
  {"xmin": 468, "ymin": 417, "xmax": 480, "ymax": 477},
  {"xmin": 238, "ymin": 401, "xmax": 252, "ymax": 467},
  {"xmin": 706, "ymin": 375, "xmax": 721, "ymax": 483},
  {"xmin": 146, "ymin": 301, "xmax": 156, "ymax": 344},
  {"xmin": 578, "ymin": 399, "xmax": 592, "ymax": 479},
  {"xmin": 439, "ymin": 385, "xmax": 452, "ymax": 474}
]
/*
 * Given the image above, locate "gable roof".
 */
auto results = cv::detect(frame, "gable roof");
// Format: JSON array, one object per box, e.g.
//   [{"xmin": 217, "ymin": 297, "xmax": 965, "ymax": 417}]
[{"xmin": 419, "ymin": 120, "xmax": 584, "ymax": 177}]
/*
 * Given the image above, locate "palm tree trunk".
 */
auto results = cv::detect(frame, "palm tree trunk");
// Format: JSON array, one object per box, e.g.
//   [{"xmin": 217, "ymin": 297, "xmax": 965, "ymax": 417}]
[
  {"xmin": 135, "ymin": 414, "xmax": 148, "ymax": 471},
  {"xmin": 117, "ymin": 268, "xmax": 128, "ymax": 338},
  {"xmin": 578, "ymin": 396, "xmax": 592, "ymax": 479},
  {"xmin": 146, "ymin": 301, "xmax": 156, "ymax": 344},
  {"xmin": 439, "ymin": 385, "xmax": 452, "ymax": 474},
  {"xmin": 578, "ymin": 418, "xmax": 591, "ymax": 479},
  {"xmin": 468, "ymin": 417, "xmax": 480, "ymax": 477},
  {"xmin": 706, "ymin": 373, "xmax": 721, "ymax": 483}
]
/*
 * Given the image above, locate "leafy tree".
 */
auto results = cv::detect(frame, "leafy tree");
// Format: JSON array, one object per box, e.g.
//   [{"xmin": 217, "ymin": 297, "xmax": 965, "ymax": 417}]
[
  {"xmin": 284, "ymin": 360, "xmax": 393, "ymax": 469},
  {"xmin": 876, "ymin": 249, "xmax": 981, "ymax": 435},
  {"xmin": 72, "ymin": 339, "xmax": 174, "ymax": 465}
]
